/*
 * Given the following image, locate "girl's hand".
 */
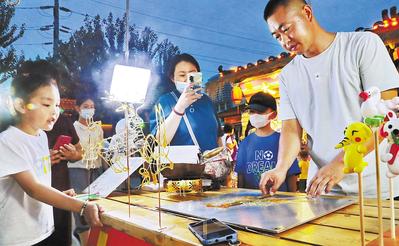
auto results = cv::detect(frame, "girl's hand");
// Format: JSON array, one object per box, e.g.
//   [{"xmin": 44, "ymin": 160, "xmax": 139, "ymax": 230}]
[
  {"xmin": 174, "ymin": 83, "xmax": 202, "ymax": 113},
  {"xmin": 50, "ymin": 150, "xmax": 62, "ymax": 165},
  {"xmin": 84, "ymin": 203, "xmax": 104, "ymax": 227},
  {"xmin": 63, "ymin": 189, "xmax": 76, "ymax": 197}
]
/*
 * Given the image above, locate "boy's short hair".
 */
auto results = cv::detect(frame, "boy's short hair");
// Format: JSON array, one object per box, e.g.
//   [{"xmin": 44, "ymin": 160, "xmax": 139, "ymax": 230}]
[
  {"xmin": 223, "ymin": 124, "xmax": 233, "ymax": 134},
  {"xmin": 247, "ymin": 92, "xmax": 277, "ymax": 113},
  {"xmin": 264, "ymin": 0, "xmax": 308, "ymax": 21}
]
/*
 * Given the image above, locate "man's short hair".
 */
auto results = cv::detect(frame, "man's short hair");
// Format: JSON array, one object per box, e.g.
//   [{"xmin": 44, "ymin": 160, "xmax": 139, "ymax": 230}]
[{"xmin": 264, "ymin": 0, "xmax": 308, "ymax": 21}]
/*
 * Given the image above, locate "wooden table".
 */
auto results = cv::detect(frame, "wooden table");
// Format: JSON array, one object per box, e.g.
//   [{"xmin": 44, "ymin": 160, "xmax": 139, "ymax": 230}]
[{"xmin": 88, "ymin": 188, "xmax": 399, "ymax": 245}]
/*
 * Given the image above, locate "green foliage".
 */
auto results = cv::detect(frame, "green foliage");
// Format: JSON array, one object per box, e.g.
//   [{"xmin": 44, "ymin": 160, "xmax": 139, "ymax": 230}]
[
  {"xmin": 56, "ymin": 13, "xmax": 180, "ymax": 98},
  {"xmin": 0, "ymin": 3, "xmax": 25, "ymax": 83}
]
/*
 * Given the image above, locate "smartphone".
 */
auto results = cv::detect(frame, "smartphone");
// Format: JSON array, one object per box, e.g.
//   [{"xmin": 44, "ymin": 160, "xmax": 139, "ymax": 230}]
[
  {"xmin": 188, "ymin": 218, "xmax": 238, "ymax": 245},
  {"xmin": 53, "ymin": 135, "xmax": 72, "ymax": 150},
  {"xmin": 187, "ymin": 72, "xmax": 203, "ymax": 93}
]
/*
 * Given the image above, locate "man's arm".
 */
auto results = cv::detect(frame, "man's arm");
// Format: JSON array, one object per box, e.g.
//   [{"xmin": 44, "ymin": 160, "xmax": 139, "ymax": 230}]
[
  {"xmin": 276, "ymin": 119, "xmax": 303, "ymax": 171},
  {"xmin": 259, "ymin": 119, "xmax": 302, "ymax": 194},
  {"xmin": 307, "ymin": 88, "xmax": 398, "ymax": 196}
]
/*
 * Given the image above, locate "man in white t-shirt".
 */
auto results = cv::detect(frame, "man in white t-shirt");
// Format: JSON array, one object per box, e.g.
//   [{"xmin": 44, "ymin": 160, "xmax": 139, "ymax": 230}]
[{"xmin": 259, "ymin": 0, "xmax": 399, "ymax": 198}]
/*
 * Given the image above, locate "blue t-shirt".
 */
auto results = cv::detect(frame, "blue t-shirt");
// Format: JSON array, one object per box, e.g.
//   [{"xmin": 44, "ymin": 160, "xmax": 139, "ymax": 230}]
[
  {"xmin": 149, "ymin": 90, "xmax": 221, "ymax": 151},
  {"xmin": 235, "ymin": 131, "xmax": 301, "ymax": 190}
]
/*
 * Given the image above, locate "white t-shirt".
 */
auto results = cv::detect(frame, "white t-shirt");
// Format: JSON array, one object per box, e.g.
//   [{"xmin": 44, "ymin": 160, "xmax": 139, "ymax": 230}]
[
  {"xmin": 279, "ymin": 32, "xmax": 399, "ymax": 198},
  {"xmin": 68, "ymin": 121, "xmax": 103, "ymax": 169},
  {"xmin": 0, "ymin": 126, "xmax": 54, "ymax": 246}
]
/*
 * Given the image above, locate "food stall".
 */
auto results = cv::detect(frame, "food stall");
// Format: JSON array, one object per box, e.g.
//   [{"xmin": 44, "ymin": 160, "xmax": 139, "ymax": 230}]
[
  {"xmin": 88, "ymin": 189, "xmax": 399, "ymax": 245},
  {"xmin": 86, "ymin": 7, "xmax": 399, "ymax": 246}
]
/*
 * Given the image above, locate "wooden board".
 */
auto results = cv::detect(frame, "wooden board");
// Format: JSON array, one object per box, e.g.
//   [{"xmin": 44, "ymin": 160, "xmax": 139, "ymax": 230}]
[
  {"xmin": 96, "ymin": 198, "xmax": 304, "ymax": 245},
  {"xmin": 92, "ymin": 189, "xmax": 399, "ymax": 245}
]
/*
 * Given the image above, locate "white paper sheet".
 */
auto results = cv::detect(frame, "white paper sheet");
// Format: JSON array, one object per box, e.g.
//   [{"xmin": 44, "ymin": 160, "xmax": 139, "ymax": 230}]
[
  {"xmin": 82, "ymin": 157, "xmax": 144, "ymax": 197},
  {"xmin": 160, "ymin": 145, "xmax": 200, "ymax": 164}
]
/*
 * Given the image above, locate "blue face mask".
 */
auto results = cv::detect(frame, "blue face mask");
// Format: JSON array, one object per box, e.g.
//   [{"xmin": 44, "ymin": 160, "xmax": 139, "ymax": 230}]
[
  {"xmin": 175, "ymin": 81, "xmax": 188, "ymax": 93},
  {"xmin": 80, "ymin": 108, "xmax": 95, "ymax": 119}
]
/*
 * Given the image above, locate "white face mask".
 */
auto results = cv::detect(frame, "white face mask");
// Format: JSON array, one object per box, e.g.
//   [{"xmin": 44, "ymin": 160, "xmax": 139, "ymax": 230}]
[
  {"xmin": 249, "ymin": 112, "xmax": 274, "ymax": 129},
  {"xmin": 175, "ymin": 81, "xmax": 189, "ymax": 93},
  {"xmin": 80, "ymin": 108, "xmax": 95, "ymax": 119}
]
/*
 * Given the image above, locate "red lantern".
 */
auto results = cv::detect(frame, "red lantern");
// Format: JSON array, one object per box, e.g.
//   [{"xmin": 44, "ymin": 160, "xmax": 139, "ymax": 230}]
[
  {"xmin": 394, "ymin": 47, "xmax": 399, "ymax": 61},
  {"xmin": 231, "ymin": 86, "xmax": 243, "ymax": 105}
]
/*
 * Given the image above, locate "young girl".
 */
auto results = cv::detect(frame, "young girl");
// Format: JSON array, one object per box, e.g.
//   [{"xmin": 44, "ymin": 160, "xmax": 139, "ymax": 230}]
[
  {"xmin": 0, "ymin": 73, "xmax": 103, "ymax": 245},
  {"xmin": 68, "ymin": 94, "xmax": 104, "ymax": 245}
]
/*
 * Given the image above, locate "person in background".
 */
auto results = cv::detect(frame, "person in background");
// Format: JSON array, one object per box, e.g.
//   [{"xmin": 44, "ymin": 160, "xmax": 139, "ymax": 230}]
[
  {"xmin": 298, "ymin": 143, "xmax": 310, "ymax": 192},
  {"xmin": 18, "ymin": 59, "xmax": 83, "ymax": 246},
  {"xmin": 149, "ymin": 53, "xmax": 223, "ymax": 189},
  {"xmin": 0, "ymin": 72, "xmax": 103, "ymax": 246},
  {"xmin": 68, "ymin": 94, "xmax": 104, "ymax": 246},
  {"xmin": 222, "ymin": 124, "xmax": 239, "ymax": 188},
  {"xmin": 259, "ymin": 0, "xmax": 399, "ymax": 198},
  {"xmin": 222, "ymin": 124, "xmax": 238, "ymax": 188},
  {"xmin": 150, "ymin": 53, "xmax": 222, "ymax": 151},
  {"xmin": 222, "ymin": 124, "xmax": 238, "ymax": 162},
  {"xmin": 235, "ymin": 92, "xmax": 300, "ymax": 191}
]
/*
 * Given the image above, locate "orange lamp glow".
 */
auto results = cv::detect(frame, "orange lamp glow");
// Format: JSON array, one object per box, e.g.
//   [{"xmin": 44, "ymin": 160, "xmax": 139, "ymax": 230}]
[
  {"xmin": 231, "ymin": 86, "xmax": 243, "ymax": 105},
  {"xmin": 393, "ymin": 47, "xmax": 399, "ymax": 61},
  {"xmin": 392, "ymin": 18, "xmax": 398, "ymax": 27}
]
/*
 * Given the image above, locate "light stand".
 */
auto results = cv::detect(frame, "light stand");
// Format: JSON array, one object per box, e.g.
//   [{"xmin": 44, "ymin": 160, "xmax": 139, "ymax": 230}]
[{"xmin": 109, "ymin": 64, "xmax": 151, "ymax": 218}]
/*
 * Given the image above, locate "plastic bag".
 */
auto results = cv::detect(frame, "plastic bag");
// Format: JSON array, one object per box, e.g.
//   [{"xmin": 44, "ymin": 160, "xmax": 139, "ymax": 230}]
[{"xmin": 202, "ymin": 147, "xmax": 232, "ymax": 180}]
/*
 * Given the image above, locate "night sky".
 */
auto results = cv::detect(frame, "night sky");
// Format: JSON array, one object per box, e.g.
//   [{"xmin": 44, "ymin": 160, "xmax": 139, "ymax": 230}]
[{"xmin": 9, "ymin": 0, "xmax": 399, "ymax": 82}]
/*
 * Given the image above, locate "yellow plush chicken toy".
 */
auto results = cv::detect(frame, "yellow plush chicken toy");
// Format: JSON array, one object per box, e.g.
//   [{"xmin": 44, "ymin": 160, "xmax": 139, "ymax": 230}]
[{"xmin": 335, "ymin": 122, "xmax": 372, "ymax": 174}]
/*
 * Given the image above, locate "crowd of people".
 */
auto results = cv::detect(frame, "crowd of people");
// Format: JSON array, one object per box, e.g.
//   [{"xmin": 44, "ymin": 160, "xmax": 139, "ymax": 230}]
[{"xmin": 1, "ymin": 0, "xmax": 398, "ymax": 245}]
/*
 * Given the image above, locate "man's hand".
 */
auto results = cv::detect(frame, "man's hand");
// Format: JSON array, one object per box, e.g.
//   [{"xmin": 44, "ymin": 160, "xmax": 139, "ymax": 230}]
[
  {"xmin": 259, "ymin": 168, "xmax": 287, "ymax": 195},
  {"xmin": 307, "ymin": 161, "xmax": 345, "ymax": 197},
  {"xmin": 50, "ymin": 150, "xmax": 62, "ymax": 165}
]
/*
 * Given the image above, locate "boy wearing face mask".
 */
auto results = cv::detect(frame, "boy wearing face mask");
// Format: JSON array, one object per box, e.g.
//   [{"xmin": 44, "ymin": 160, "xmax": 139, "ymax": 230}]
[
  {"xmin": 68, "ymin": 94, "xmax": 104, "ymax": 245},
  {"xmin": 235, "ymin": 92, "xmax": 300, "ymax": 191}
]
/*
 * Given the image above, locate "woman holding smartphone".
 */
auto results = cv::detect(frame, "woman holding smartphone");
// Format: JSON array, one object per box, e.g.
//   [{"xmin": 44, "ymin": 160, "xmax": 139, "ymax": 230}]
[{"xmin": 149, "ymin": 53, "xmax": 222, "ymax": 152}]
